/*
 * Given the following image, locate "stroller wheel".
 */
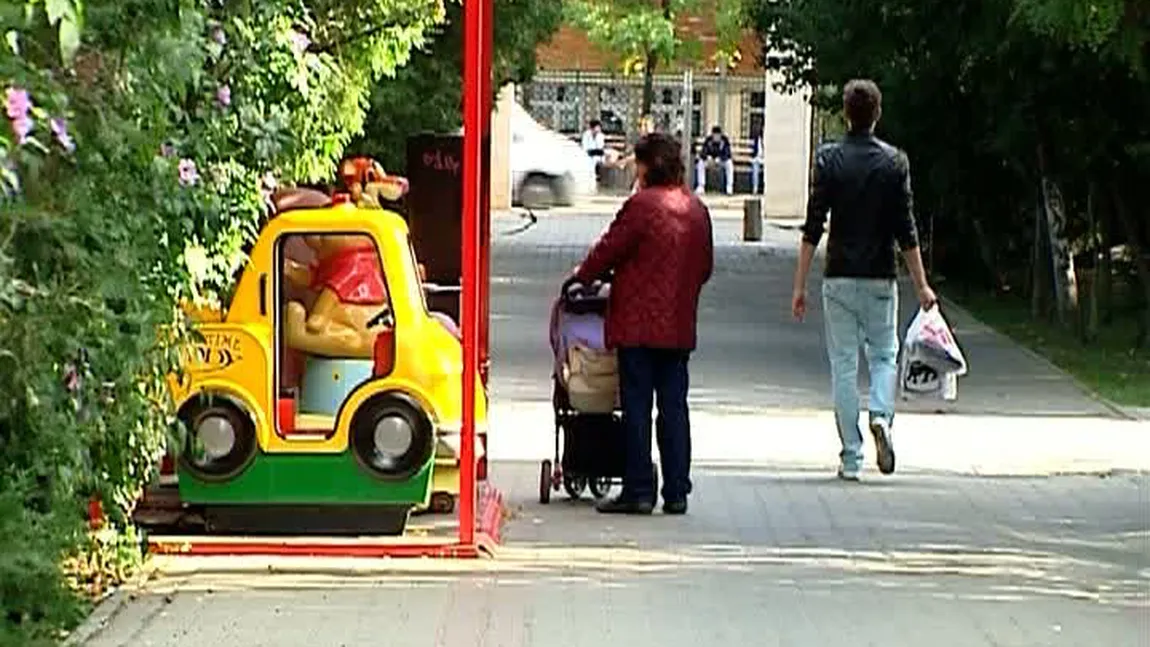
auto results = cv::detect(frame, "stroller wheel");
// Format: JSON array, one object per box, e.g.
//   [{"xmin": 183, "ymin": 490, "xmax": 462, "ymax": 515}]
[
  {"xmin": 539, "ymin": 460, "xmax": 552, "ymax": 504},
  {"xmin": 563, "ymin": 475, "xmax": 588, "ymax": 499},
  {"xmin": 588, "ymin": 476, "xmax": 613, "ymax": 500}
]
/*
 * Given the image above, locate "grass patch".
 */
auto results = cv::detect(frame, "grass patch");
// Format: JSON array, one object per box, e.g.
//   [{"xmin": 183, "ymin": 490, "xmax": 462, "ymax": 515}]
[{"xmin": 958, "ymin": 292, "xmax": 1150, "ymax": 408}]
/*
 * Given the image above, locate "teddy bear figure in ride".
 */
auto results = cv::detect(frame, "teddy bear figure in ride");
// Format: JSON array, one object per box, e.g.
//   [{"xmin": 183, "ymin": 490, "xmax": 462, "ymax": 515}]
[
  {"xmin": 339, "ymin": 156, "xmax": 409, "ymax": 208},
  {"xmin": 283, "ymin": 233, "xmax": 389, "ymax": 359}
]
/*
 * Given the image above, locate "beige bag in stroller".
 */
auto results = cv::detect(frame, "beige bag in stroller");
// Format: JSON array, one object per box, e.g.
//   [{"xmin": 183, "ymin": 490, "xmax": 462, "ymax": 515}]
[{"xmin": 562, "ymin": 344, "xmax": 619, "ymax": 414}]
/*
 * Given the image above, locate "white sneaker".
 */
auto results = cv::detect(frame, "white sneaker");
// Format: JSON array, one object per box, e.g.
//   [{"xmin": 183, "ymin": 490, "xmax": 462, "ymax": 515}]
[
  {"xmin": 870, "ymin": 417, "xmax": 896, "ymax": 475},
  {"xmin": 837, "ymin": 466, "xmax": 860, "ymax": 482}
]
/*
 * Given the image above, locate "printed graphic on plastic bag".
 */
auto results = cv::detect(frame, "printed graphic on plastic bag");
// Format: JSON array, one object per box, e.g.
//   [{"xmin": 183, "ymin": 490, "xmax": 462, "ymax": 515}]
[{"xmin": 900, "ymin": 305, "xmax": 968, "ymax": 401}]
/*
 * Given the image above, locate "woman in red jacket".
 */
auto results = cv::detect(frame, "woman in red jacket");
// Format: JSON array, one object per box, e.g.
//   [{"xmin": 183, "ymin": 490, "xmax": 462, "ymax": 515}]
[{"xmin": 572, "ymin": 133, "xmax": 714, "ymax": 515}]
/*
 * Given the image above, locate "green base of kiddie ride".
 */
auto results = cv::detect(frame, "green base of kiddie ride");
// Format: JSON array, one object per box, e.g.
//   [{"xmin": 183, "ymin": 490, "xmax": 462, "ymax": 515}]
[{"xmin": 177, "ymin": 452, "xmax": 434, "ymax": 536}]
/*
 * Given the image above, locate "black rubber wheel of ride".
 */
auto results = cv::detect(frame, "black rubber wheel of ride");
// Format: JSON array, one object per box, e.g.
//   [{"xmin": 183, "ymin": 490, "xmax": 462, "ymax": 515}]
[
  {"xmin": 177, "ymin": 396, "xmax": 257, "ymax": 483},
  {"xmin": 588, "ymin": 477, "xmax": 613, "ymax": 499},
  {"xmin": 563, "ymin": 475, "xmax": 588, "ymax": 499},
  {"xmin": 539, "ymin": 460, "xmax": 552, "ymax": 504},
  {"xmin": 349, "ymin": 392, "xmax": 435, "ymax": 481}
]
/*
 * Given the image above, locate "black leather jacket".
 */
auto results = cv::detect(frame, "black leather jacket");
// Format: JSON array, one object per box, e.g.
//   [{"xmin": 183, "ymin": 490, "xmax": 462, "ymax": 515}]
[{"xmin": 801, "ymin": 132, "xmax": 920, "ymax": 279}]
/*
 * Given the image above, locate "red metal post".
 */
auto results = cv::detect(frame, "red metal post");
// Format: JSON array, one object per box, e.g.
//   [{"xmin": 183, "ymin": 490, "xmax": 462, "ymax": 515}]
[
  {"xmin": 459, "ymin": 0, "xmax": 490, "ymax": 546},
  {"xmin": 478, "ymin": 0, "xmax": 493, "ymax": 385}
]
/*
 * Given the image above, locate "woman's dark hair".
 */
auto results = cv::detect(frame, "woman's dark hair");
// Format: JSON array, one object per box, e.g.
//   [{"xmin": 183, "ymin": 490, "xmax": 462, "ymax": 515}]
[{"xmin": 634, "ymin": 133, "xmax": 684, "ymax": 187}]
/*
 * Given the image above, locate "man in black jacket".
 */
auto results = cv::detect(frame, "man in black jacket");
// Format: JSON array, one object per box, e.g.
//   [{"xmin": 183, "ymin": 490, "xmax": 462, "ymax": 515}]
[{"xmin": 791, "ymin": 79, "xmax": 937, "ymax": 481}]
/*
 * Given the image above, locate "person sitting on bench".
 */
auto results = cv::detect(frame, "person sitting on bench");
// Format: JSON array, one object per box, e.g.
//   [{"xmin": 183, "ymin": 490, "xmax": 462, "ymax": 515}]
[{"xmin": 695, "ymin": 125, "xmax": 734, "ymax": 196}]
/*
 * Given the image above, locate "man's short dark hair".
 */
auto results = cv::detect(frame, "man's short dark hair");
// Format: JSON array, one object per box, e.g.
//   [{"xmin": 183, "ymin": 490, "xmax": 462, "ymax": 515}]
[
  {"xmin": 634, "ymin": 133, "xmax": 684, "ymax": 187},
  {"xmin": 711, "ymin": 125, "xmax": 723, "ymax": 135},
  {"xmin": 589, "ymin": 119, "xmax": 601, "ymax": 128},
  {"xmin": 843, "ymin": 79, "xmax": 882, "ymax": 130}
]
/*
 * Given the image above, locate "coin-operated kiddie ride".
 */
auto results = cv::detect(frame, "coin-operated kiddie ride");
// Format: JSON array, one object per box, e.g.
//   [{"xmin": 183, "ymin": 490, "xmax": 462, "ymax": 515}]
[{"xmin": 150, "ymin": 158, "xmax": 486, "ymax": 536}]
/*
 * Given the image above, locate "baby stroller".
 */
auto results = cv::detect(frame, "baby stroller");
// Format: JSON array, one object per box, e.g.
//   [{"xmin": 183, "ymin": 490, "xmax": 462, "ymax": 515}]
[{"xmin": 539, "ymin": 277, "xmax": 655, "ymax": 504}]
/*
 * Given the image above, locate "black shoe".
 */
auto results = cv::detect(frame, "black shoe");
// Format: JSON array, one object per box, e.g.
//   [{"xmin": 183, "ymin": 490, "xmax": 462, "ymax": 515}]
[
  {"xmin": 596, "ymin": 496, "xmax": 654, "ymax": 515},
  {"xmin": 870, "ymin": 418, "xmax": 896, "ymax": 475},
  {"xmin": 662, "ymin": 500, "xmax": 688, "ymax": 515}
]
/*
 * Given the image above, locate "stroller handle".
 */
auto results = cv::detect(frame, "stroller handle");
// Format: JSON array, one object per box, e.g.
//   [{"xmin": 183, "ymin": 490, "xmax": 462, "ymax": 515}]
[{"xmin": 561, "ymin": 271, "xmax": 612, "ymax": 296}]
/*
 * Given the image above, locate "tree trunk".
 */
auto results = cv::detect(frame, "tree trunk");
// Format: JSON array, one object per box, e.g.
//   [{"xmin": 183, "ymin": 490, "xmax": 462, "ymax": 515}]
[
  {"xmin": 1086, "ymin": 182, "xmax": 1100, "ymax": 342},
  {"xmin": 969, "ymin": 215, "xmax": 998, "ymax": 290},
  {"xmin": 1031, "ymin": 196, "xmax": 1052, "ymax": 320},
  {"xmin": 1098, "ymin": 196, "xmax": 1114, "ymax": 325},
  {"xmin": 1036, "ymin": 142, "xmax": 1079, "ymax": 326},
  {"xmin": 641, "ymin": 0, "xmax": 672, "ymax": 117},
  {"xmin": 642, "ymin": 49, "xmax": 656, "ymax": 117},
  {"xmin": 1110, "ymin": 183, "xmax": 1150, "ymax": 350}
]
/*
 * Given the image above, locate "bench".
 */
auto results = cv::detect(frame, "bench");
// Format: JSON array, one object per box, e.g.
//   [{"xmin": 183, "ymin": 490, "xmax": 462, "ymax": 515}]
[{"xmin": 692, "ymin": 137, "xmax": 761, "ymax": 194}]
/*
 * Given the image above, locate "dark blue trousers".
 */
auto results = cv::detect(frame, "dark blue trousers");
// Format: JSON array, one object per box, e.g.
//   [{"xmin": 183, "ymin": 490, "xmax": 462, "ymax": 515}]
[{"xmin": 617, "ymin": 347, "xmax": 692, "ymax": 504}]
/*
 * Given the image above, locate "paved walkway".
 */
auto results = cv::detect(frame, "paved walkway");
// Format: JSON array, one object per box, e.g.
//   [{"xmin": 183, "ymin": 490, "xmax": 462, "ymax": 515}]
[
  {"xmin": 70, "ymin": 209, "xmax": 1150, "ymax": 646},
  {"xmin": 487, "ymin": 210, "xmax": 1147, "ymax": 476},
  {"xmin": 77, "ymin": 464, "xmax": 1148, "ymax": 646}
]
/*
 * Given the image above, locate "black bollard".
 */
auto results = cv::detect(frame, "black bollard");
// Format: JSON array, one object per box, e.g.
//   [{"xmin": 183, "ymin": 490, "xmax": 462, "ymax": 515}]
[{"xmin": 743, "ymin": 198, "xmax": 763, "ymax": 242}]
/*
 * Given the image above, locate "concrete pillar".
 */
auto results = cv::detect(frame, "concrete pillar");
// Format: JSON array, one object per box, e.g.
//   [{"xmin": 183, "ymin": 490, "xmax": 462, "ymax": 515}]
[
  {"xmin": 490, "ymin": 84, "xmax": 514, "ymax": 210},
  {"xmin": 743, "ymin": 198, "xmax": 762, "ymax": 242},
  {"xmin": 761, "ymin": 75, "xmax": 813, "ymax": 219}
]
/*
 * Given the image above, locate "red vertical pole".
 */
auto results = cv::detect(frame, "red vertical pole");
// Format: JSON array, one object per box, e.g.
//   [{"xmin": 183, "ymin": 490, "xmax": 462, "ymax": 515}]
[
  {"xmin": 458, "ymin": 0, "xmax": 488, "ymax": 546},
  {"xmin": 478, "ymin": 0, "xmax": 493, "ymax": 386}
]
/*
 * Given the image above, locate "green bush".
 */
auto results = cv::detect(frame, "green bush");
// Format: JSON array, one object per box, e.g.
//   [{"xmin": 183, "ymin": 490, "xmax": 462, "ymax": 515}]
[{"xmin": 1, "ymin": 0, "xmax": 451, "ymax": 643}]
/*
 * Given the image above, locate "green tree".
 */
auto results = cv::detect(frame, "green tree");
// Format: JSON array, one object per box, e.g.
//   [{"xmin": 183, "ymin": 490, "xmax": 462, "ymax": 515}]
[
  {"xmin": 564, "ymin": 0, "xmax": 745, "ymax": 116},
  {"xmin": 748, "ymin": 0, "xmax": 1150, "ymax": 360},
  {"xmin": 1, "ymin": 0, "xmax": 448, "ymax": 642},
  {"xmin": 348, "ymin": 0, "xmax": 564, "ymax": 171}
]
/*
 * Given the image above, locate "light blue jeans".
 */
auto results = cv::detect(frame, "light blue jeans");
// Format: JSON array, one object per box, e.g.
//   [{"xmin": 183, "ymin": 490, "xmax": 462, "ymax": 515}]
[
  {"xmin": 750, "ymin": 158, "xmax": 763, "ymax": 194},
  {"xmin": 821, "ymin": 278, "xmax": 899, "ymax": 472}
]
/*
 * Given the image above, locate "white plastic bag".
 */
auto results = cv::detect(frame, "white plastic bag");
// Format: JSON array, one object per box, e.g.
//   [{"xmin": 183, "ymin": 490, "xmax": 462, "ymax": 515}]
[{"xmin": 900, "ymin": 305, "xmax": 968, "ymax": 401}]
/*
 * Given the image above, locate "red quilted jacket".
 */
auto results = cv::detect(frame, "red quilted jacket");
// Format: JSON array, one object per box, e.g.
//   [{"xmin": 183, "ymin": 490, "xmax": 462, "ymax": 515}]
[{"xmin": 575, "ymin": 186, "xmax": 713, "ymax": 350}]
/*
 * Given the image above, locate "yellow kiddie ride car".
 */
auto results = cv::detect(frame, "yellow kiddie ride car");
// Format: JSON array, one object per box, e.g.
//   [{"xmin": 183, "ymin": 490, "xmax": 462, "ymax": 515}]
[{"xmin": 162, "ymin": 161, "xmax": 485, "ymax": 535}]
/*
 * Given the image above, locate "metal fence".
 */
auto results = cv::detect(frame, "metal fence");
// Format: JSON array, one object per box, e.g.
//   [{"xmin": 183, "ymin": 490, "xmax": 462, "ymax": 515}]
[{"xmin": 518, "ymin": 70, "xmax": 771, "ymax": 145}]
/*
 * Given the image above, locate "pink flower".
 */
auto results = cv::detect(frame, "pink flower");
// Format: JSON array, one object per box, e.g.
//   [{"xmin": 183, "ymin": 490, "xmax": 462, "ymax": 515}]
[
  {"xmin": 10, "ymin": 116, "xmax": 32, "ymax": 144},
  {"xmin": 49, "ymin": 117, "xmax": 75, "ymax": 153},
  {"xmin": 178, "ymin": 159, "xmax": 200, "ymax": 187},
  {"xmin": 211, "ymin": 27, "xmax": 227, "ymax": 46},
  {"xmin": 289, "ymin": 31, "xmax": 311, "ymax": 55},
  {"xmin": 216, "ymin": 85, "xmax": 232, "ymax": 108},
  {"xmin": 5, "ymin": 87, "xmax": 31, "ymax": 120}
]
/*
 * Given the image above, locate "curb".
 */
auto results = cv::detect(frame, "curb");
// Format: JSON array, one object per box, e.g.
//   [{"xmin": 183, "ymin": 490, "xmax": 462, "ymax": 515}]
[{"xmin": 63, "ymin": 589, "xmax": 130, "ymax": 646}]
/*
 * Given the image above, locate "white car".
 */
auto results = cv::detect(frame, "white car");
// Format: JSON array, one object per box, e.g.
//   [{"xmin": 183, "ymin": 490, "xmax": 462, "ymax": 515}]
[{"xmin": 510, "ymin": 102, "xmax": 596, "ymax": 209}]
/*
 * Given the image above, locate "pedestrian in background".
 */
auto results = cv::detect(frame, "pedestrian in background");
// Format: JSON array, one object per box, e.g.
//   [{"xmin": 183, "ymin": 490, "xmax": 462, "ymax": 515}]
[
  {"xmin": 749, "ymin": 124, "xmax": 765, "ymax": 195},
  {"xmin": 572, "ymin": 132, "xmax": 714, "ymax": 515},
  {"xmin": 791, "ymin": 79, "xmax": 937, "ymax": 481}
]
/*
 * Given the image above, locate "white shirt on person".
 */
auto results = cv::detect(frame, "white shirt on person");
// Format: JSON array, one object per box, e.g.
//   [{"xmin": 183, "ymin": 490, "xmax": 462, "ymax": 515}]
[{"xmin": 581, "ymin": 130, "xmax": 606, "ymax": 158}]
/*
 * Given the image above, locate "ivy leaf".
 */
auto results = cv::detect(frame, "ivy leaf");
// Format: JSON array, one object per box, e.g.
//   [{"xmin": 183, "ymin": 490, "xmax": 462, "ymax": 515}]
[
  {"xmin": 58, "ymin": 15, "xmax": 80, "ymax": 63},
  {"xmin": 45, "ymin": 0, "xmax": 72, "ymax": 25}
]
